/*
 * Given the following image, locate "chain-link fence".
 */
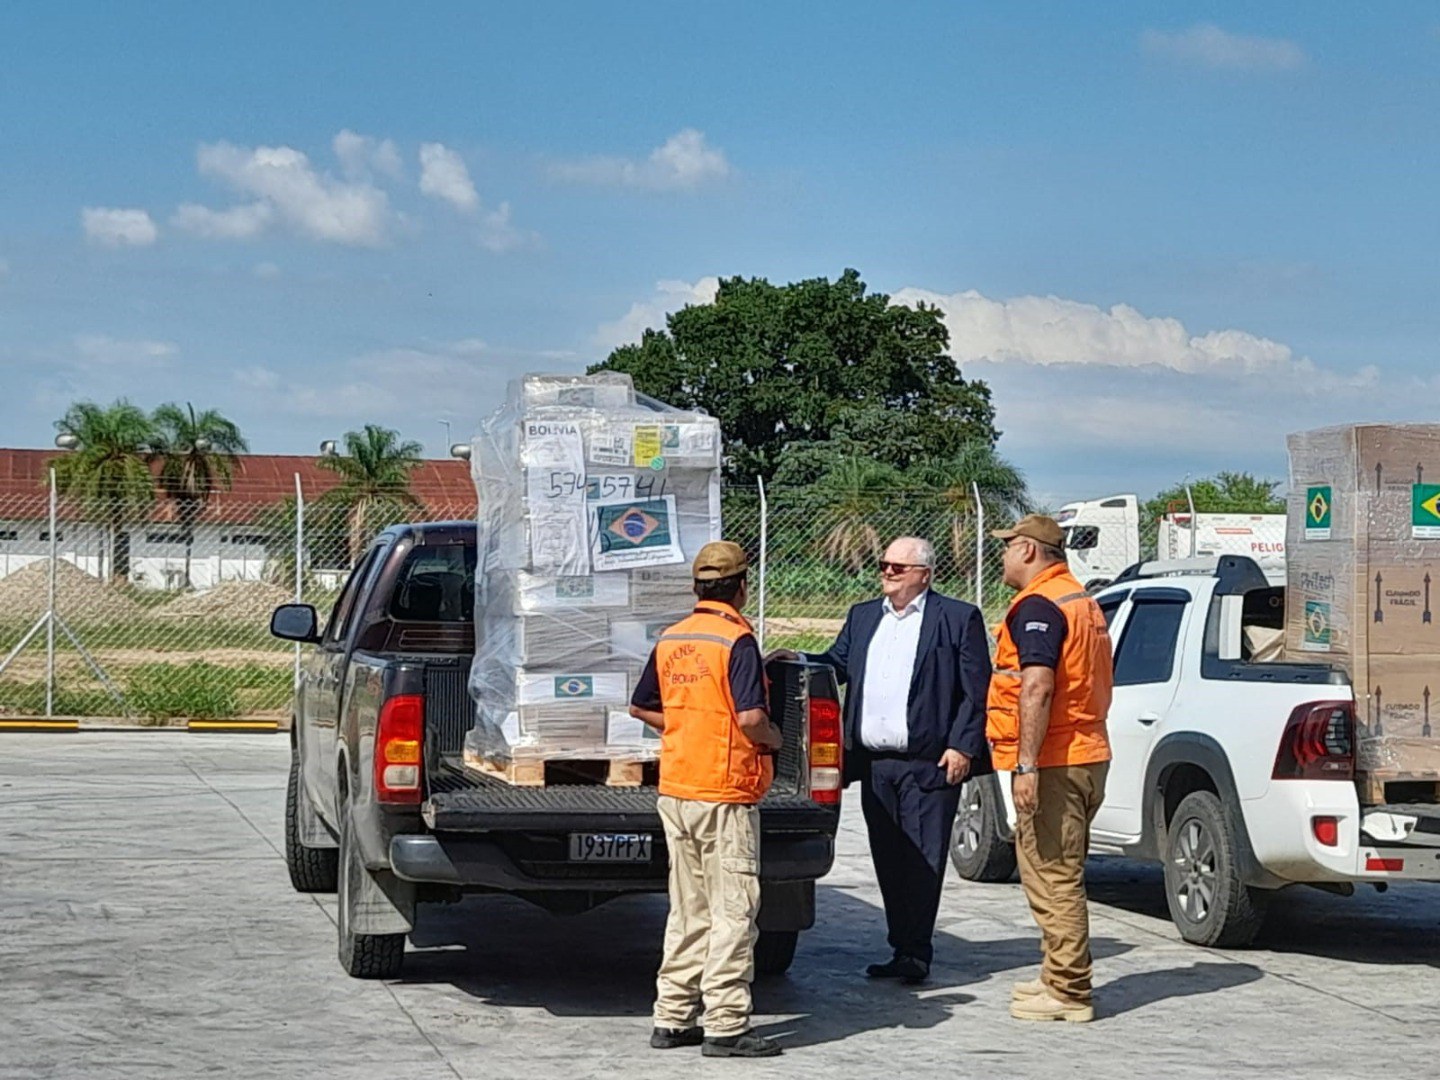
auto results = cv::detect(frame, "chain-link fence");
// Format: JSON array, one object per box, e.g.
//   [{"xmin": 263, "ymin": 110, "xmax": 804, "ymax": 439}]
[
  {"xmin": 721, "ymin": 488, "xmax": 1011, "ymax": 655},
  {"xmin": 6, "ymin": 476, "xmax": 1238, "ymax": 722},
  {"xmin": 0, "ymin": 475, "xmax": 474, "ymax": 724}
]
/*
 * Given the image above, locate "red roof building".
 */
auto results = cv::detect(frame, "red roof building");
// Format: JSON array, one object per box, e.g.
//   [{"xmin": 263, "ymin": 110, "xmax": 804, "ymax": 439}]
[{"xmin": 0, "ymin": 449, "xmax": 477, "ymax": 523}]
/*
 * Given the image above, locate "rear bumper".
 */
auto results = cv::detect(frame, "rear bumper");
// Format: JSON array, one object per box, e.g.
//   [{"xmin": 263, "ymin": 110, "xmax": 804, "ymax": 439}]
[
  {"xmin": 391, "ymin": 832, "xmax": 835, "ymax": 890},
  {"xmin": 1242, "ymin": 781, "xmax": 1440, "ymax": 883}
]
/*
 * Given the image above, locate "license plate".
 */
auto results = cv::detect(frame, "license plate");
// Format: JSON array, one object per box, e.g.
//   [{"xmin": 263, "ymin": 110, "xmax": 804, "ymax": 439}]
[{"xmin": 568, "ymin": 833, "xmax": 652, "ymax": 862}]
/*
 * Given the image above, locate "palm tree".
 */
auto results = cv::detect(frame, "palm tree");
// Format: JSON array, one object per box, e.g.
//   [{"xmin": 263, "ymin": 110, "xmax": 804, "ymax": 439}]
[
  {"xmin": 151, "ymin": 403, "xmax": 249, "ymax": 589},
  {"xmin": 317, "ymin": 425, "xmax": 424, "ymax": 566},
  {"xmin": 810, "ymin": 457, "xmax": 905, "ymax": 572},
  {"xmin": 914, "ymin": 441, "xmax": 1031, "ymax": 571},
  {"xmin": 51, "ymin": 401, "xmax": 158, "ymax": 583}
]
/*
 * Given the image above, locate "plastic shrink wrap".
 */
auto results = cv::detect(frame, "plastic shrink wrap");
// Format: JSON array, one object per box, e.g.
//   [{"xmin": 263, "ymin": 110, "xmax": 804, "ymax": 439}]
[{"xmin": 464, "ymin": 373, "xmax": 722, "ymax": 769}]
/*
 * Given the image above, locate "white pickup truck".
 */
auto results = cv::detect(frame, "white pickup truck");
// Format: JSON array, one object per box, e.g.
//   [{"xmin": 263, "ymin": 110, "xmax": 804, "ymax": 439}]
[{"xmin": 953, "ymin": 554, "xmax": 1440, "ymax": 947}]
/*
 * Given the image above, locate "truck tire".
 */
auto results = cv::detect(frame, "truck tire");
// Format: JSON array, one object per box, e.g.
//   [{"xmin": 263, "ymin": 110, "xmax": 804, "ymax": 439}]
[
  {"xmin": 1163, "ymin": 791, "xmax": 1270, "ymax": 948},
  {"xmin": 754, "ymin": 930, "xmax": 799, "ymax": 977},
  {"xmin": 285, "ymin": 749, "xmax": 338, "ymax": 893},
  {"xmin": 337, "ymin": 801, "xmax": 406, "ymax": 979},
  {"xmin": 950, "ymin": 776, "xmax": 1017, "ymax": 883}
]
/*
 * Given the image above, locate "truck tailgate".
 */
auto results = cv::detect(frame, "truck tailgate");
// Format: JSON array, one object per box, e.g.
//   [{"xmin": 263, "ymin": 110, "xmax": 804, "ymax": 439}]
[{"xmin": 424, "ymin": 762, "xmax": 835, "ymax": 833}]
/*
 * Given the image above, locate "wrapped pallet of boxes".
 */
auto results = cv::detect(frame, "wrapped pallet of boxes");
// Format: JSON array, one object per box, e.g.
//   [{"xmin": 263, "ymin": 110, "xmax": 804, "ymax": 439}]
[
  {"xmin": 1286, "ymin": 424, "xmax": 1440, "ymax": 790},
  {"xmin": 463, "ymin": 372, "xmax": 723, "ymax": 785}
]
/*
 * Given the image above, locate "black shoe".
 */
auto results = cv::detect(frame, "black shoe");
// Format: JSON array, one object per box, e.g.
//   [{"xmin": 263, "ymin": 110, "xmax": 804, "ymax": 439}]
[
  {"xmin": 865, "ymin": 955, "xmax": 930, "ymax": 984},
  {"xmin": 702, "ymin": 1030, "xmax": 783, "ymax": 1058},
  {"xmin": 650, "ymin": 1027, "xmax": 704, "ymax": 1050}
]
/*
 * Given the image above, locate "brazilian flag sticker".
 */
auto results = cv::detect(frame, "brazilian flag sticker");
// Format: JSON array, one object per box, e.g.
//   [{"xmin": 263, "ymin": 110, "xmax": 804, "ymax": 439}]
[
  {"xmin": 1302, "ymin": 600, "xmax": 1332, "ymax": 652},
  {"xmin": 554, "ymin": 675, "xmax": 595, "ymax": 699},
  {"xmin": 1305, "ymin": 486, "xmax": 1332, "ymax": 541},
  {"xmin": 1414, "ymin": 485, "xmax": 1440, "ymax": 539}
]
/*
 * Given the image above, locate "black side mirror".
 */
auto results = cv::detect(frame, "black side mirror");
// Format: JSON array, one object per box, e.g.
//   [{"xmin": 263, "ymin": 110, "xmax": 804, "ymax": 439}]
[{"xmin": 271, "ymin": 603, "xmax": 320, "ymax": 643}]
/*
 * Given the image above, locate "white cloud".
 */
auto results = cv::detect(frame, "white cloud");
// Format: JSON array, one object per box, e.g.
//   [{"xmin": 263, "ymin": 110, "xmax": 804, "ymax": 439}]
[
  {"xmin": 889, "ymin": 286, "xmax": 1357, "ymax": 380},
  {"xmin": 333, "ymin": 129, "xmax": 403, "ymax": 181},
  {"xmin": 194, "ymin": 140, "xmax": 393, "ymax": 246},
  {"xmin": 477, "ymin": 202, "xmax": 538, "ymax": 253},
  {"xmin": 551, "ymin": 129, "xmax": 733, "ymax": 191},
  {"xmin": 593, "ymin": 276, "xmax": 721, "ymax": 351},
  {"xmin": 171, "ymin": 201, "xmax": 274, "ymax": 240},
  {"xmin": 1141, "ymin": 24, "xmax": 1306, "ymax": 71},
  {"xmin": 82, "ymin": 207, "xmax": 159, "ymax": 248},
  {"xmin": 72, "ymin": 334, "xmax": 178, "ymax": 368},
  {"xmin": 418, "ymin": 142, "xmax": 480, "ymax": 213}
]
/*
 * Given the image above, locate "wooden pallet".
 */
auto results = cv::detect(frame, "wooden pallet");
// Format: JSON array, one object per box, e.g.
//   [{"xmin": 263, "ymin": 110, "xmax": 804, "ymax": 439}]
[
  {"xmin": 1358, "ymin": 771, "xmax": 1440, "ymax": 806},
  {"xmin": 463, "ymin": 749, "xmax": 658, "ymax": 788}
]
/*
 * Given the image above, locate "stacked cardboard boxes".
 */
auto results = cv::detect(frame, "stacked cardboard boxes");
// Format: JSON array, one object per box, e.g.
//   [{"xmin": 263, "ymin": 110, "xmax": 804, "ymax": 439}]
[
  {"xmin": 464, "ymin": 373, "xmax": 723, "ymax": 768},
  {"xmin": 1286, "ymin": 424, "xmax": 1440, "ymax": 774}
]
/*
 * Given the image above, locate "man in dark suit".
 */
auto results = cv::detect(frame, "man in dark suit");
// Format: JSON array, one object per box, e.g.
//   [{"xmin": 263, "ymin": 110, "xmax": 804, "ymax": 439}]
[{"xmin": 771, "ymin": 536, "xmax": 993, "ymax": 983}]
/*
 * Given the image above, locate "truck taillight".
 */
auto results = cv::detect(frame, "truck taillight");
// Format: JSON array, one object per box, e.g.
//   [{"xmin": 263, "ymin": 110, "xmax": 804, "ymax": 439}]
[
  {"xmin": 376, "ymin": 694, "xmax": 424, "ymax": 804},
  {"xmin": 808, "ymin": 695, "xmax": 843, "ymax": 805},
  {"xmin": 1273, "ymin": 700, "xmax": 1354, "ymax": 782}
]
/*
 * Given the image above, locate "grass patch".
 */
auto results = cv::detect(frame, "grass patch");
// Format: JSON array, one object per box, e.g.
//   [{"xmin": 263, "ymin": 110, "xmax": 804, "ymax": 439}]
[
  {"xmin": 0, "ymin": 683, "xmax": 121, "ymax": 717},
  {"xmin": 127, "ymin": 661, "xmax": 240, "ymax": 722}
]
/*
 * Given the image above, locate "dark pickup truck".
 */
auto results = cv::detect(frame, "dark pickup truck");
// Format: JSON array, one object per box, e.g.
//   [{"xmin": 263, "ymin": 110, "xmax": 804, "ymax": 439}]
[{"xmin": 270, "ymin": 521, "xmax": 842, "ymax": 979}]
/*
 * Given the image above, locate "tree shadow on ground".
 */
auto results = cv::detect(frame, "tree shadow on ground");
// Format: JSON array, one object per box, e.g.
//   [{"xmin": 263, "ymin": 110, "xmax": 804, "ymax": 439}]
[{"xmin": 402, "ymin": 883, "xmax": 1133, "ymax": 1050}]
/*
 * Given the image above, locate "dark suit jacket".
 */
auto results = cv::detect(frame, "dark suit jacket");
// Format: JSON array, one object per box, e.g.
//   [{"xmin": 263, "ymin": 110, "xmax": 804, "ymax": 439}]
[{"xmin": 808, "ymin": 591, "xmax": 994, "ymax": 788}]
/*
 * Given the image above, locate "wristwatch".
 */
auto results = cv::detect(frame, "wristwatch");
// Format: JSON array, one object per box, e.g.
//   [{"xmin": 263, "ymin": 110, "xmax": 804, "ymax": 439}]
[{"xmin": 1014, "ymin": 763, "xmax": 1039, "ymax": 775}]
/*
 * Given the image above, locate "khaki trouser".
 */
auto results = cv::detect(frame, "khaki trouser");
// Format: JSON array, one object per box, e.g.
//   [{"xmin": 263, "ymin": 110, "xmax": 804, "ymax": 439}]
[
  {"xmin": 1014, "ymin": 762, "xmax": 1109, "ymax": 1005},
  {"xmin": 653, "ymin": 795, "xmax": 762, "ymax": 1037}
]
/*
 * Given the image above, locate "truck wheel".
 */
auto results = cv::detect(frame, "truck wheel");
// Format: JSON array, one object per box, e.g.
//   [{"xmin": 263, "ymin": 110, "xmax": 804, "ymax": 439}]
[
  {"xmin": 1164, "ymin": 791, "xmax": 1270, "ymax": 948},
  {"xmin": 950, "ymin": 776, "xmax": 1017, "ymax": 883},
  {"xmin": 337, "ymin": 801, "xmax": 406, "ymax": 979},
  {"xmin": 285, "ymin": 749, "xmax": 338, "ymax": 893},
  {"xmin": 754, "ymin": 930, "xmax": 799, "ymax": 977}
]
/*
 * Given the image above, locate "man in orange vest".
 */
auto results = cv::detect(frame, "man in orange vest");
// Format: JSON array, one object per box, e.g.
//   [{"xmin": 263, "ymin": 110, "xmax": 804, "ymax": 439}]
[
  {"xmin": 986, "ymin": 515, "xmax": 1113, "ymax": 1024},
  {"xmin": 629, "ymin": 540, "xmax": 785, "ymax": 1058}
]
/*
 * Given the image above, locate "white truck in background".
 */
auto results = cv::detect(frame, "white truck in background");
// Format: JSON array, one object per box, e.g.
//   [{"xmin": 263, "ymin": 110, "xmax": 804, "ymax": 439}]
[{"xmin": 1056, "ymin": 493, "xmax": 1286, "ymax": 589}]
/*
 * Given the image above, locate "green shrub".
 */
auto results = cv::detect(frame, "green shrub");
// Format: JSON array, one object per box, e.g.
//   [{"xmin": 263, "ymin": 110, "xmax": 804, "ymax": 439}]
[{"xmin": 127, "ymin": 661, "xmax": 239, "ymax": 722}]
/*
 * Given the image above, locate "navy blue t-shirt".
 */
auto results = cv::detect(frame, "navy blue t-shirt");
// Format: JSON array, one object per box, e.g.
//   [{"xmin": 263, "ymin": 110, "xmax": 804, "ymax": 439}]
[
  {"xmin": 1006, "ymin": 595, "xmax": 1067, "ymax": 669},
  {"xmin": 631, "ymin": 632, "xmax": 768, "ymax": 713}
]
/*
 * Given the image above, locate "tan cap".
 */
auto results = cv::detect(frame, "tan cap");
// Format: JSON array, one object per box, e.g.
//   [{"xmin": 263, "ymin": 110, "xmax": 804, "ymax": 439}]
[
  {"xmin": 692, "ymin": 540, "xmax": 749, "ymax": 581},
  {"xmin": 992, "ymin": 513, "xmax": 1065, "ymax": 549}
]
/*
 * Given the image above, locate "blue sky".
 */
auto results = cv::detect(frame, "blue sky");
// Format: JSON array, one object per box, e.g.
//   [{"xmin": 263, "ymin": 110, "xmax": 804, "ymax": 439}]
[{"xmin": 1, "ymin": 3, "xmax": 1437, "ymax": 504}]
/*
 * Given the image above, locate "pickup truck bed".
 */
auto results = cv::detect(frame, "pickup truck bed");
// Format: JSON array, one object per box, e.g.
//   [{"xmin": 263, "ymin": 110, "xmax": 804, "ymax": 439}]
[{"xmin": 273, "ymin": 522, "xmax": 840, "ymax": 980}]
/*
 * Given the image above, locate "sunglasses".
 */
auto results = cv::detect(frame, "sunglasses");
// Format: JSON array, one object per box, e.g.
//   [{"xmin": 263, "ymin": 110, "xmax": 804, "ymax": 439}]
[{"xmin": 879, "ymin": 561, "xmax": 928, "ymax": 575}]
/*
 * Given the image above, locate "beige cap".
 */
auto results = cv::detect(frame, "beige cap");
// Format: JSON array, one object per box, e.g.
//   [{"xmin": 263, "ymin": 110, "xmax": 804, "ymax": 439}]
[
  {"xmin": 692, "ymin": 540, "xmax": 749, "ymax": 581},
  {"xmin": 992, "ymin": 513, "xmax": 1066, "ymax": 548}
]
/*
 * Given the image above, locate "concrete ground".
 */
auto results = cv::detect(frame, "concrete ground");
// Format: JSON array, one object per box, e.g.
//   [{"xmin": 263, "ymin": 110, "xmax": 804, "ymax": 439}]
[{"xmin": 2, "ymin": 734, "xmax": 1438, "ymax": 1080}]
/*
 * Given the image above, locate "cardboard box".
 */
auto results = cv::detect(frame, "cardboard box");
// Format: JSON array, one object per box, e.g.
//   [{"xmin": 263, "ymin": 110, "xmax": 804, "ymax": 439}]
[
  {"xmin": 1354, "ymin": 426, "xmax": 1440, "ymax": 495},
  {"xmin": 1284, "ymin": 561, "xmax": 1363, "ymax": 657},
  {"xmin": 1352, "ymin": 654, "xmax": 1440, "ymax": 740},
  {"xmin": 1359, "ymin": 541, "xmax": 1440, "ymax": 655}
]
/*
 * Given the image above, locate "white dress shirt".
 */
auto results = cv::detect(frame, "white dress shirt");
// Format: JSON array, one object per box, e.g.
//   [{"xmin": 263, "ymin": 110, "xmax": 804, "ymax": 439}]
[{"xmin": 857, "ymin": 590, "xmax": 928, "ymax": 752}]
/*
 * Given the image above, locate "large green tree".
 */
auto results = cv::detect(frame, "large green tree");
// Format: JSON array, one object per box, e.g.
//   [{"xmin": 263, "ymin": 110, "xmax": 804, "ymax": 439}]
[
  {"xmin": 591, "ymin": 269, "xmax": 997, "ymax": 481},
  {"xmin": 317, "ymin": 425, "xmax": 424, "ymax": 565},
  {"xmin": 51, "ymin": 400, "xmax": 157, "ymax": 582},
  {"xmin": 150, "ymin": 402, "xmax": 249, "ymax": 589},
  {"xmin": 1144, "ymin": 471, "xmax": 1286, "ymax": 525}
]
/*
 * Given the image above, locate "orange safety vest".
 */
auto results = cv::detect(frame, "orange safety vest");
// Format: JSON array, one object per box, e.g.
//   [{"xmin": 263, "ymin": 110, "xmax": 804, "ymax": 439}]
[
  {"xmin": 986, "ymin": 562, "xmax": 1113, "ymax": 771},
  {"xmin": 654, "ymin": 600, "xmax": 773, "ymax": 804}
]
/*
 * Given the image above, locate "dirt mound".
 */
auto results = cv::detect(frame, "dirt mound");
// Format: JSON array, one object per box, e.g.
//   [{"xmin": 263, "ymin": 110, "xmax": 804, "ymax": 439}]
[
  {"xmin": 0, "ymin": 560, "xmax": 144, "ymax": 622},
  {"xmin": 160, "ymin": 581, "xmax": 294, "ymax": 623}
]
